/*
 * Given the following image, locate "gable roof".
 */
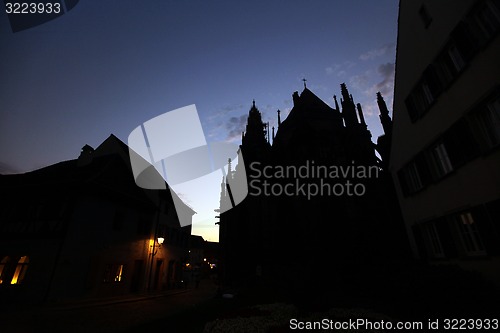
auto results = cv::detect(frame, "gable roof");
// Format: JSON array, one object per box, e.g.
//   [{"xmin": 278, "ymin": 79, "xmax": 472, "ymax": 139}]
[{"xmin": 0, "ymin": 134, "xmax": 196, "ymax": 216}]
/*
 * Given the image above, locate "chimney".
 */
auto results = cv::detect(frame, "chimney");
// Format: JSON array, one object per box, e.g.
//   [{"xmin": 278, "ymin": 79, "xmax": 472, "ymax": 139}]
[{"xmin": 78, "ymin": 144, "xmax": 94, "ymax": 166}]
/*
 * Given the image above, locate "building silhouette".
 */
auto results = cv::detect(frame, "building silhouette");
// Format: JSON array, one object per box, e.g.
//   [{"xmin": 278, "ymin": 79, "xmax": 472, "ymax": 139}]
[
  {"xmin": 0, "ymin": 134, "xmax": 194, "ymax": 304},
  {"xmin": 391, "ymin": 0, "xmax": 500, "ymax": 284},
  {"xmin": 218, "ymin": 84, "xmax": 410, "ymax": 292}
]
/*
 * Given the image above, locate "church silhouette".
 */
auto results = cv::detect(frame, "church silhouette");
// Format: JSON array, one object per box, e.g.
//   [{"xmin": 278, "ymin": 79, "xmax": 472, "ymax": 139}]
[{"xmin": 218, "ymin": 83, "xmax": 410, "ymax": 298}]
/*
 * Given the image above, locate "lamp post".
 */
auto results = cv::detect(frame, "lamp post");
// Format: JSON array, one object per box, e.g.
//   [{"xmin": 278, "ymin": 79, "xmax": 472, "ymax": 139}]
[{"xmin": 147, "ymin": 236, "xmax": 164, "ymax": 292}]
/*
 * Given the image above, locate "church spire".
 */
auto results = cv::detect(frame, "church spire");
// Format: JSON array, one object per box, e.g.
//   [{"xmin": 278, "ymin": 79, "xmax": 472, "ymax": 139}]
[
  {"xmin": 277, "ymin": 109, "xmax": 281, "ymax": 127},
  {"xmin": 357, "ymin": 103, "xmax": 367, "ymax": 127},
  {"xmin": 333, "ymin": 95, "xmax": 340, "ymax": 111},
  {"xmin": 340, "ymin": 83, "xmax": 359, "ymax": 128},
  {"xmin": 241, "ymin": 99, "xmax": 270, "ymax": 155},
  {"xmin": 377, "ymin": 92, "xmax": 392, "ymax": 135}
]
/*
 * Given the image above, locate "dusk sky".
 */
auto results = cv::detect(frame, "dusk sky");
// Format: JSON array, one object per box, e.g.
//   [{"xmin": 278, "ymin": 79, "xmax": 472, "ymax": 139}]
[{"xmin": 1, "ymin": 0, "xmax": 399, "ymax": 241}]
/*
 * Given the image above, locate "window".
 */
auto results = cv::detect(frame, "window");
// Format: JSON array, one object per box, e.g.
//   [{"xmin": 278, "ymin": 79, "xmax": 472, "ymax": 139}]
[
  {"xmin": 454, "ymin": 212, "xmax": 486, "ymax": 256},
  {"xmin": 443, "ymin": 119, "xmax": 480, "ymax": 167},
  {"xmin": 407, "ymin": 1, "xmax": 499, "ymax": 123},
  {"xmin": 103, "ymin": 264, "xmax": 124, "ymax": 283},
  {"xmin": 434, "ymin": 41, "xmax": 467, "ymax": 88},
  {"xmin": 0, "ymin": 256, "xmax": 29, "ymax": 285},
  {"xmin": 419, "ymin": 5, "xmax": 432, "ymax": 28},
  {"xmin": 10, "ymin": 256, "xmax": 29, "ymax": 284},
  {"xmin": 429, "ymin": 142, "xmax": 453, "ymax": 179},
  {"xmin": 0, "ymin": 256, "xmax": 10, "ymax": 284},
  {"xmin": 468, "ymin": 0, "xmax": 500, "ymax": 45},
  {"xmin": 473, "ymin": 95, "xmax": 500, "ymax": 150},
  {"xmin": 447, "ymin": 44, "xmax": 467, "ymax": 74},
  {"xmin": 398, "ymin": 161, "xmax": 423, "ymax": 195},
  {"xmin": 406, "ymin": 85, "xmax": 430, "ymax": 121},
  {"xmin": 422, "ymin": 223, "xmax": 445, "ymax": 258}
]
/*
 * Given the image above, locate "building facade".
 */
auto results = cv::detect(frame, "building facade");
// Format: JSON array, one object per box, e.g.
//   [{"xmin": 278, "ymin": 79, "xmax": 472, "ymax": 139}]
[
  {"xmin": 0, "ymin": 134, "xmax": 194, "ymax": 304},
  {"xmin": 390, "ymin": 0, "xmax": 500, "ymax": 283}
]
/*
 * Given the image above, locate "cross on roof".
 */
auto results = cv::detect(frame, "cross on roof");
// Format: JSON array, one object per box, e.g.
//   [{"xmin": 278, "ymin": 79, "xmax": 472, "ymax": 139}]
[{"xmin": 302, "ymin": 78, "xmax": 307, "ymax": 88}]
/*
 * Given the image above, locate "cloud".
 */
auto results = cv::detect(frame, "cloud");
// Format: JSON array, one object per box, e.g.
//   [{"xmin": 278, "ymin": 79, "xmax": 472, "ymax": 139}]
[
  {"xmin": 348, "ymin": 70, "xmax": 372, "ymax": 91},
  {"xmin": 361, "ymin": 103, "xmax": 375, "ymax": 117},
  {"xmin": 359, "ymin": 43, "xmax": 395, "ymax": 61},
  {"xmin": 361, "ymin": 62, "xmax": 395, "ymax": 116},
  {"xmin": 374, "ymin": 62, "xmax": 395, "ymax": 96},
  {"xmin": 226, "ymin": 114, "xmax": 247, "ymax": 142},
  {"xmin": 205, "ymin": 103, "xmax": 246, "ymax": 141},
  {"xmin": 350, "ymin": 63, "xmax": 394, "ymax": 98},
  {"xmin": 325, "ymin": 61, "xmax": 355, "ymax": 77}
]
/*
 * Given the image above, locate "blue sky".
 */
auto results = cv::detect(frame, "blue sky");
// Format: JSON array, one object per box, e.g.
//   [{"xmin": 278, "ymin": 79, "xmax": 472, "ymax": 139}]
[{"xmin": 0, "ymin": 0, "xmax": 399, "ymax": 241}]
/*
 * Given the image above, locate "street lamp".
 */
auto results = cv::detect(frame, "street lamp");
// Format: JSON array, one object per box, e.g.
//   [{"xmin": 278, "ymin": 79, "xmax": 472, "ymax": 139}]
[
  {"xmin": 147, "ymin": 236, "xmax": 164, "ymax": 292},
  {"xmin": 151, "ymin": 237, "xmax": 164, "ymax": 256}
]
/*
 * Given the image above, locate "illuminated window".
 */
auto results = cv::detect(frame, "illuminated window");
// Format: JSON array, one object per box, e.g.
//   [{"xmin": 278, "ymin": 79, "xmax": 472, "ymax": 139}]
[
  {"xmin": 0, "ymin": 256, "xmax": 10, "ymax": 284},
  {"xmin": 114, "ymin": 265, "xmax": 123, "ymax": 282},
  {"xmin": 103, "ymin": 264, "xmax": 124, "ymax": 283},
  {"xmin": 10, "ymin": 256, "xmax": 29, "ymax": 285}
]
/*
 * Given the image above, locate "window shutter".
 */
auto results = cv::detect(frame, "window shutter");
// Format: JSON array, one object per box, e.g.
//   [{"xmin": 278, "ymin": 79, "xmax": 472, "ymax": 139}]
[
  {"xmin": 451, "ymin": 21, "xmax": 479, "ymax": 62},
  {"xmin": 435, "ymin": 218, "xmax": 458, "ymax": 258},
  {"xmin": 415, "ymin": 152, "xmax": 431, "ymax": 186},
  {"xmin": 443, "ymin": 119, "xmax": 480, "ymax": 167},
  {"xmin": 474, "ymin": 202, "xmax": 500, "ymax": 255},
  {"xmin": 405, "ymin": 95, "xmax": 419, "ymax": 122},
  {"xmin": 424, "ymin": 65, "xmax": 443, "ymax": 98},
  {"xmin": 412, "ymin": 225, "xmax": 428, "ymax": 260}
]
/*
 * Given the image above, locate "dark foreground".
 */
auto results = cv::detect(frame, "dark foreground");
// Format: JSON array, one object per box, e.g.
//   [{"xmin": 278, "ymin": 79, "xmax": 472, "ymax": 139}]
[{"xmin": 2, "ymin": 264, "xmax": 499, "ymax": 333}]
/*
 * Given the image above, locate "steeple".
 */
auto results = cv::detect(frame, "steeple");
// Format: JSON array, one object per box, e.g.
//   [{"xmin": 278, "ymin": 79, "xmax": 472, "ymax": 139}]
[
  {"xmin": 357, "ymin": 103, "xmax": 367, "ymax": 127},
  {"xmin": 277, "ymin": 109, "xmax": 281, "ymax": 127},
  {"xmin": 333, "ymin": 95, "xmax": 340, "ymax": 112},
  {"xmin": 377, "ymin": 92, "xmax": 392, "ymax": 135},
  {"xmin": 243, "ymin": 100, "xmax": 266, "ymax": 144},
  {"xmin": 340, "ymin": 83, "xmax": 359, "ymax": 128},
  {"xmin": 292, "ymin": 91, "xmax": 300, "ymax": 106},
  {"xmin": 241, "ymin": 99, "xmax": 270, "ymax": 159}
]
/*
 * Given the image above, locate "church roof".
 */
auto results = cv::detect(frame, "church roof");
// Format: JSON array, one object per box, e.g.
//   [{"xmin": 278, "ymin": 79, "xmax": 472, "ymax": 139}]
[
  {"xmin": 275, "ymin": 88, "xmax": 343, "ymax": 147},
  {"xmin": 298, "ymin": 88, "xmax": 335, "ymax": 113}
]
